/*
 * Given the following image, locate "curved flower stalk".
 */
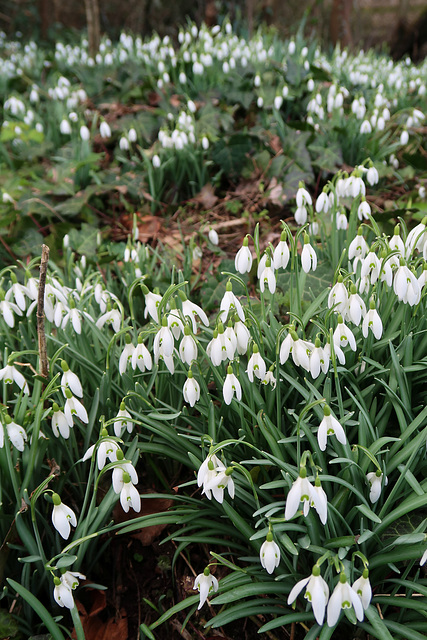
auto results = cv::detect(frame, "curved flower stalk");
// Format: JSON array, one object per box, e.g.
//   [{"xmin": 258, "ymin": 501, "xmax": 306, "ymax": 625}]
[
  {"xmin": 288, "ymin": 565, "xmax": 329, "ymax": 625},
  {"xmin": 194, "ymin": 567, "xmax": 218, "ymax": 609}
]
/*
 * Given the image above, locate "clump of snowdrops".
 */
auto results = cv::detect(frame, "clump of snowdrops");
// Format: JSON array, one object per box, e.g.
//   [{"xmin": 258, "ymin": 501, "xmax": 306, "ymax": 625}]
[{"xmin": 1, "ymin": 161, "xmax": 427, "ymax": 639}]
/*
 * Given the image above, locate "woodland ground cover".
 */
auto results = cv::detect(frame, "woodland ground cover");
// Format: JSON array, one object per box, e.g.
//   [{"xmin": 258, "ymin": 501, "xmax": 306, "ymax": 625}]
[{"xmin": 0, "ymin": 20, "xmax": 427, "ymax": 640}]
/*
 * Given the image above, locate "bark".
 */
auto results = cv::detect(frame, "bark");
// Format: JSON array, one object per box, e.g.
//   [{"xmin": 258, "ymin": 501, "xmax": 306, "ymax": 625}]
[
  {"xmin": 330, "ymin": 0, "xmax": 353, "ymax": 48},
  {"xmin": 84, "ymin": 0, "xmax": 100, "ymax": 58}
]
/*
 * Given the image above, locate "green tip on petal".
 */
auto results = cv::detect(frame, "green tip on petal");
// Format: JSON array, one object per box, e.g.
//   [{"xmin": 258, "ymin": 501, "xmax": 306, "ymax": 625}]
[
  {"xmin": 394, "ymin": 225, "xmax": 400, "ymax": 235},
  {"xmin": 52, "ymin": 403, "xmax": 60, "ymax": 412},
  {"xmin": 208, "ymin": 460, "xmax": 215, "ymax": 471},
  {"xmin": 187, "ymin": 370, "xmax": 193, "ymax": 379},
  {"xmin": 226, "ymin": 280, "xmax": 233, "ymax": 292},
  {"xmin": 227, "ymin": 365, "xmax": 233, "ymax": 375},
  {"xmin": 65, "ymin": 388, "xmax": 72, "ymax": 399},
  {"xmin": 125, "ymin": 333, "xmax": 132, "ymax": 344},
  {"xmin": 120, "ymin": 401, "xmax": 126, "ymax": 411},
  {"xmin": 350, "ymin": 284, "xmax": 357, "ymax": 294},
  {"xmin": 161, "ymin": 316, "xmax": 168, "ymax": 327},
  {"xmin": 303, "ymin": 233, "xmax": 310, "ymax": 245},
  {"xmin": 323, "ymin": 405, "xmax": 331, "ymax": 416},
  {"xmin": 266, "ymin": 532, "xmax": 273, "ymax": 542},
  {"xmin": 243, "ymin": 236, "xmax": 249, "ymax": 247},
  {"xmin": 225, "ymin": 466, "xmax": 233, "ymax": 476},
  {"xmin": 52, "ymin": 493, "xmax": 61, "ymax": 506},
  {"xmin": 337, "ymin": 314, "xmax": 343, "ymax": 324},
  {"xmin": 363, "ymin": 568, "xmax": 369, "ymax": 579},
  {"xmin": 357, "ymin": 226, "xmax": 363, "ymax": 236},
  {"xmin": 203, "ymin": 567, "xmax": 211, "ymax": 576},
  {"xmin": 339, "ymin": 573, "xmax": 347, "ymax": 584},
  {"xmin": 61, "ymin": 360, "xmax": 69, "ymax": 372},
  {"xmin": 280, "ymin": 229, "xmax": 287, "ymax": 241},
  {"xmin": 54, "ymin": 576, "xmax": 61, "ymax": 585},
  {"xmin": 253, "ymin": 344, "xmax": 259, "ymax": 354},
  {"xmin": 299, "ymin": 467, "xmax": 307, "ymax": 479},
  {"xmin": 337, "ymin": 274, "xmax": 343, "ymax": 283},
  {"xmin": 315, "ymin": 337, "xmax": 321, "ymax": 348},
  {"xmin": 116, "ymin": 450, "xmax": 124, "ymax": 460},
  {"xmin": 218, "ymin": 322, "xmax": 224, "ymax": 334},
  {"xmin": 312, "ymin": 565, "xmax": 321, "ymax": 577},
  {"xmin": 184, "ymin": 324, "xmax": 191, "ymax": 336},
  {"xmin": 123, "ymin": 472, "xmax": 131, "ymax": 484},
  {"xmin": 369, "ymin": 299, "xmax": 376, "ymax": 310}
]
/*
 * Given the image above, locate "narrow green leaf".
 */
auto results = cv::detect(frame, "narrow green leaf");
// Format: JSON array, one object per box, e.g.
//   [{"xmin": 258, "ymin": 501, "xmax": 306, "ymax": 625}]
[
  {"xmin": 149, "ymin": 595, "xmax": 200, "ymax": 629},
  {"xmin": 356, "ymin": 503, "xmax": 382, "ymax": 523},
  {"xmin": 6, "ymin": 578, "xmax": 66, "ymax": 640}
]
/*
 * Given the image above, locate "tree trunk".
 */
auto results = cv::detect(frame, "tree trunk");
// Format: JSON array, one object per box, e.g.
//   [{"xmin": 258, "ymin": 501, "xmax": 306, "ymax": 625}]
[
  {"xmin": 330, "ymin": 0, "xmax": 353, "ymax": 48},
  {"xmin": 84, "ymin": 0, "xmax": 100, "ymax": 58}
]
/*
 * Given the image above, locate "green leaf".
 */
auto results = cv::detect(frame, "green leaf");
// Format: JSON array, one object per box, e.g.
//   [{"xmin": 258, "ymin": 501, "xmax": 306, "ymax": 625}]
[
  {"xmin": 211, "ymin": 134, "xmax": 254, "ymax": 177},
  {"xmin": 149, "ymin": 595, "xmax": 200, "ymax": 630},
  {"xmin": 356, "ymin": 503, "xmax": 382, "ymax": 524},
  {"xmin": 211, "ymin": 581, "xmax": 290, "ymax": 605},
  {"xmin": 6, "ymin": 579, "xmax": 65, "ymax": 640},
  {"xmin": 56, "ymin": 554, "xmax": 78, "ymax": 569},
  {"xmin": 362, "ymin": 604, "xmax": 395, "ymax": 640}
]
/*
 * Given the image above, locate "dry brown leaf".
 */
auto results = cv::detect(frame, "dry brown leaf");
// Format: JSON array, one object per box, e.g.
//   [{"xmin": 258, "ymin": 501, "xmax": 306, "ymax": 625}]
[
  {"xmin": 194, "ymin": 184, "xmax": 218, "ymax": 210},
  {"xmin": 113, "ymin": 497, "xmax": 174, "ymax": 546},
  {"xmin": 74, "ymin": 594, "xmax": 128, "ymax": 640}
]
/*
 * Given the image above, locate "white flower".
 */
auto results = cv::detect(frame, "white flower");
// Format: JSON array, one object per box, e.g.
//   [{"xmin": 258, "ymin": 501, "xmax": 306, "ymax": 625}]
[
  {"xmin": 273, "ymin": 233, "xmax": 290, "ymax": 269},
  {"xmin": 347, "ymin": 286, "xmax": 366, "ymax": 326},
  {"xmin": 6, "ymin": 281, "xmax": 27, "ymax": 311},
  {"xmin": 311, "ymin": 479, "xmax": 328, "ymax": 524},
  {"xmin": 96, "ymin": 307, "xmax": 121, "ymax": 332},
  {"xmin": 64, "ymin": 390, "xmax": 88, "ymax": 425},
  {"xmin": 285, "ymin": 470, "xmax": 316, "ymax": 521},
  {"xmin": 317, "ymin": 406, "xmax": 346, "ymax": 451},
  {"xmin": 400, "ymin": 129, "xmax": 409, "ymax": 146},
  {"xmin": 235, "ymin": 237, "xmax": 253, "ymax": 274},
  {"xmin": 197, "ymin": 453, "xmax": 222, "ymax": 491},
  {"xmin": 83, "ymin": 431, "xmax": 120, "ymax": 469},
  {"xmin": 204, "ymin": 466, "xmax": 235, "ymax": 503},
  {"xmin": 153, "ymin": 319, "xmax": 174, "ymax": 362},
  {"xmin": 183, "ymin": 371, "xmax": 200, "ymax": 407},
  {"xmin": 194, "ymin": 569, "xmax": 218, "ymax": 609},
  {"xmin": 179, "ymin": 328, "xmax": 197, "ymax": 365},
  {"xmin": 288, "ymin": 567, "xmax": 329, "ymax": 625},
  {"xmin": 223, "ymin": 366, "xmax": 242, "ymax": 405},
  {"xmin": 181, "ymin": 295, "xmax": 209, "ymax": 332},
  {"xmin": 348, "ymin": 229, "xmax": 368, "ymax": 261},
  {"xmin": 301, "ymin": 235, "xmax": 317, "ymax": 273},
  {"xmin": 261, "ymin": 370, "xmax": 277, "ymax": 388},
  {"xmin": 0, "ymin": 298, "xmax": 23, "ymax": 328},
  {"xmin": 80, "ymin": 125, "xmax": 90, "ymax": 141},
  {"xmin": 53, "ymin": 578, "xmax": 74, "ymax": 609},
  {"xmin": 209, "ymin": 228, "xmax": 219, "ymax": 245},
  {"xmin": 296, "ymin": 185, "xmax": 312, "ymax": 208},
  {"xmin": 420, "ymin": 549, "xmax": 427, "ymax": 566},
  {"xmin": 362, "ymin": 303, "xmax": 383, "ymax": 340},
  {"xmin": 61, "ymin": 361, "xmax": 83, "ymax": 397},
  {"xmin": 141, "ymin": 285, "xmax": 162, "ymax": 322},
  {"xmin": 246, "ymin": 345, "xmax": 266, "ymax": 382},
  {"xmin": 309, "ymin": 340, "xmax": 328, "ymax": 378},
  {"xmin": 316, "ymin": 191, "xmax": 329, "ymax": 214},
  {"xmin": 131, "ymin": 337, "xmax": 152, "ymax": 372},
  {"xmin": 366, "ymin": 470, "xmax": 387, "ymax": 503},
  {"xmin": 112, "ymin": 457, "xmax": 138, "ymax": 493},
  {"xmin": 60, "ymin": 119, "xmax": 72, "ymax": 135},
  {"xmin": 113, "ymin": 402, "xmax": 133, "ymax": 437},
  {"xmin": 361, "ymin": 250, "xmax": 380, "ymax": 284},
  {"xmin": 119, "ymin": 338, "xmax": 135, "ymax": 375},
  {"xmin": 128, "ymin": 128, "xmax": 137, "ymax": 142},
  {"xmin": 51, "ymin": 494, "xmax": 77, "ymax": 540},
  {"xmin": 279, "ymin": 330, "xmax": 295, "ymax": 364},
  {"xmin": 234, "ymin": 320, "xmax": 250, "ymax": 355},
  {"xmin": 366, "ymin": 166, "xmax": 379, "ymax": 186},
  {"xmin": 291, "ymin": 333, "xmax": 311, "ymax": 372},
  {"xmin": 333, "ymin": 316, "xmax": 356, "ymax": 351},
  {"xmin": 61, "ymin": 570, "xmax": 86, "ymax": 591},
  {"xmin": 352, "ymin": 570, "xmax": 372, "ymax": 610},
  {"xmin": 5, "ymin": 416, "xmax": 27, "ymax": 451},
  {"xmin": 51, "ymin": 403, "xmax": 71, "ymax": 439},
  {"xmin": 259, "ymin": 259, "xmax": 276, "ymax": 294},
  {"xmin": 120, "ymin": 474, "xmax": 141, "ymax": 513},
  {"xmin": 207, "ymin": 326, "xmax": 235, "ymax": 366},
  {"xmin": 219, "ymin": 282, "xmax": 245, "ymax": 322},
  {"xmin": 259, "ymin": 534, "xmax": 280, "ymax": 574},
  {"xmin": 328, "ymin": 276, "xmax": 348, "ymax": 315},
  {"xmin": 119, "ymin": 136, "xmax": 129, "ymax": 150},
  {"xmin": 336, "ymin": 211, "xmax": 348, "ymax": 230},
  {"xmin": 393, "ymin": 262, "xmax": 421, "ymax": 306},
  {"xmin": 327, "ymin": 573, "xmax": 364, "ymax": 627},
  {"xmin": 0, "ymin": 363, "xmax": 29, "ymax": 394},
  {"xmin": 100, "ymin": 121, "xmax": 111, "ymax": 138},
  {"xmin": 295, "ymin": 206, "xmax": 307, "ymax": 225},
  {"xmin": 152, "ymin": 154, "xmax": 161, "ymax": 168},
  {"xmin": 358, "ymin": 198, "xmax": 371, "ymax": 221}
]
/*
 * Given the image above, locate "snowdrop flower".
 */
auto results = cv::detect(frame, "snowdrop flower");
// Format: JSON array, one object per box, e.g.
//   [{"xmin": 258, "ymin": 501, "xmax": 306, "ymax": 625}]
[
  {"xmin": 153, "ymin": 317, "xmax": 175, "ymax": 363},
  {"xmin": 179, "ymin": 325, "xmax": 197, "ymax": 365},
  {"xmin": 259, "ymin": 258, "xmax": 276, "ymax": 294},
  {"xmin": 53, "ymin": 577, "xmax": 74, "ymax": 609},
  {"xmin": 119, "ymin": 334, "xmax": 135, "ymax": 375},
  {"xmin": 328, "ymin": 275, "xmax": 348, "ymax": 315},
  {"xmin": 333, "ymin": 315, "xmax": 356, "ymax": 351},
  {"xmin": 357, "ymin": 198, "xmax": 371, "ymax": 221},
  {"xmin": 51, "ymin": 493, "xmax": 77, "ymax": 540},
  {"xmin": 316, "ymin": 191, "xmax": 329, "ymax": 214},
  {"xmin": 113, "ymin": 402, "xmax": 133, "ymax": 437},
  {"xmin": 0, "ymin": 296, "xmax": 23, "ymax": 328},
  {"xmin": 361, "ymin": 250, "xmax": 380, "ymax": 284},
  {"xmin": 219, "ymin": 281, "xmax": 245, "ymax": 322},
  {"xmin": 366, "ymin": 165, "xmax": 379, "ymax": 186},
  {"xmin": 204, "ymin": 466, "xmax": 235, "ymax": 503},
  {"xmin": 96, "ymin": 305, "xmax": 122, "ymax": 332},
  {"xmin": 180, "ymin": 292, "xmax": 209, "ymax": 332},
  {"xmin": 366, "ymin": 470, "xmax": 387, "ymax": 503},
  {"xmin": 51, "ymin": 403, "xmax": 71, "ymax": 439},
  {"xmin": 100, "ymin": 121, "xmax": 111, "ymax": 138},
  {"xmin": 120, "ymin": 472, "xmax": 141, "ymax": 513},
  {"xmin": 418, "ymin": 262, "xmax": 427, "ymax": 290},
  {"xmin": 311, "ymin": 477, "xmax": 328, "ymax": 524},
  {"xmin": 273, "ymin": 230, "xmax": 290, "ymax": 269},
  {"xmin": 128, "ymin": 128, "xmax": 137, "ymax": 142},
  {"xmin": 234, "ymin": 320, "xmax": 250, "ymax": 355},
  {"xmin": 183, "ymin": 370, "xmax": 200, "ymax": 407},
  {"xmin": 207, "ymin": 325, "xmax": 235, "ymax": 366},
  {"xmin": 141, "ymin": 285, "xmax": 162, "ymax": 322},
  {"xmin": 257, "ymin": 96, "xmax": 264, "ymax": 108},
  {"xmin": 352, "ymin": 569, "xmax": 372, "ymax": 610},
  {"xmin": 327, "ymin": 573, "xmax": 364, "ymax": 627},
  {"xmin": 208, "ymin": 228, "xmax": 219, "ymax": 245},
  {"xmin": 317, "ymin": 405, "xmax": 346, "ymax": 451},
  {"xmin": 60, "ymin": 119, "xmax": 71, "ymax": 135},
  {"xmin": 132, "ymin": 335, "xmax": 152, "ymax": 372},
  {"xmin": 82, "ymin": 429, "xmax": 120, "ymax": 469},
  {"xmin": 348, "ymin": 227, "xmax": 368, "ymax": 262},
  {"xmin": 301, "ymin": 234, "xmax": 317, "ymax": 273},
  {"xmin": 202, "ymin": 136, "xmax": 209, "ymax": 150},
  {"xmin": 112, "ymin": 452, "xmax": 138, "ymax": 493},
  {"xmin": 5, "ymin": 277, "xmax": 27, "ymax": 311},
  {"xmin": 152, "ymin": 154, "xmax": 161, "ymax": 168},
  {"xmin": 61, "ymin": 361, "xmax": 83, "ymax": 397},
  {"xmin": 394, "ymin": 259, "xmax": 421, "ymax": 306},
  {"xmin": 400, "ymin": 129, "xmax": 409, "ymax": 146},
  {"xmin": 420, "ymin": 549, "xmax": 427, "ymax": 566},
  {"xmin": 119, "ymin": 136, "xmax": 129, "ymax": 150},
  {"xmin": 347, "ymin": 285, "xmax": 366, "ymax": 326},
  {"xmin": 262, "ymin": 368, "xmax": 277, "ymax": 388},
  {"xmin": 61, "ymin": 570, "xmax": 86, "ymax": 591},
  {"xmin": 246, "ymin": 344, "xmax": 266, "ymax": 382},
  {"xmin": 362, "ymin": 300, "xmax": 383, "ymax": 340},
  {"xmin": 197, "ymin": 453, "xmax": 223, "ymax": 494},
  {"xmin": 309, "ymin": 338, "xmax": 328, "ymax": 378},
  {"xmin": 360, "ymin": 120, "xmax": 372, "ymax": 134},
  {"xmin": 296, "ymin": 184, "xmax": 312, "ymax": 208},
  {"xmin": 64, "ymin": 389, "xmax": 89, "ymax": 426},
  {"xmin": 223, "ymin": 365, "xmax": 241, "ymax": 405},
  {"xmin": 274, "ymin": 95, "xmax": 283, "ymax": 110},
  {"xmin": 389, "ymin": 225, "xmax": 405, "ymax": 259},
  {"xmin": 5, "ymin": 415, "xmax": 27, "ymax": 451},
  {"xmin": 0, "ymin": 363, "xmax": 29, "ymax": 394},
  {"xmin": 288, "ymin": 566, "xmax": 329, "ymax": 625},
  {"xmin": 235, "ymin": 236, "xmax": 253, "ymax": 274},
  {"xmin": 194, "ymin": 568, "xmax": 218, "ymax": 609},
  {"xmin": 80, "ymin": 125, "xmax": 90, "ymax": 141},
  {"xmin": 260, "ymin": 532, "xmax": 280, "ymax": 574},
  {"xmin": 405, "ymin": 217, "xmax": 427, "ymax": 258},
  {"xmin": 285, "ymin": 468, "xmax": 317, "ymax": 521},
  {"xmin": 294, "ymin": 205, "xmax": 308, "ymax": 225},
  {"xmin": 336, "ymin": 210, "xmax": 348, "ymax": 230}
]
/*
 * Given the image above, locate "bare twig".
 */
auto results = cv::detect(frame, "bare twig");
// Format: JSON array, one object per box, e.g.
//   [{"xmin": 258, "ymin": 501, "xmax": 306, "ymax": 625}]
[{"xmin": 37, "ymin": 244, "xmax": 49, "ymax": 379}]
